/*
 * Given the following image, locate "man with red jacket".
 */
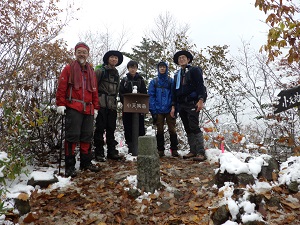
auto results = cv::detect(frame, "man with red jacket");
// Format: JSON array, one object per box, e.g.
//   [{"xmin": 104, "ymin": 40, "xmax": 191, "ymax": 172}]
[{"xmin": 56, "ymin": 42, "xmax": 100, "ymax": 177}]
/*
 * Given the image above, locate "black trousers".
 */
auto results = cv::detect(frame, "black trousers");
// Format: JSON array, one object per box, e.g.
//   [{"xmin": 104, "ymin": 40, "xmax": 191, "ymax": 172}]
[
  {"xmin": 178, "ymin": 101, "xmax": 201, "ymax": 135},
  {"xmin": 94, "ymin": 108, "xmax": 118, "ymax": 156},
  {"xmin": 178, "ymin": 101, "xmax": 205, "ymax": 155},
  {"xmin": 65, "ymin": 108, "xmax": 94, "ymax": 143},
  {"xmin": 122, "ymin": 112, "xmax": 145, "ymax": 144},
  {"xmin": 65, "ymin": 108, "xmax": 94, "ymax": 155}
]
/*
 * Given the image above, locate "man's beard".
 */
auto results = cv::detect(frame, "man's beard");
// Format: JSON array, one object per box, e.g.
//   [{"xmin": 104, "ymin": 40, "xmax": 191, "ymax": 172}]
[{"xmin": 79, "ymin": 58, "xmax": 86, "ymax": 64}]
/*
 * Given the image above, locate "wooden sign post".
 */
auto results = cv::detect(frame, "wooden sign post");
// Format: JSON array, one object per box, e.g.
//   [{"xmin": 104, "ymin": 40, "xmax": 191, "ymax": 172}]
[
  {"xmin": 123, "ymin": 93, "xmax": 149, "ymax": 156},
  {"xmin": 274, "ymin": 86, "xmax": 300, "ymax": 114}
]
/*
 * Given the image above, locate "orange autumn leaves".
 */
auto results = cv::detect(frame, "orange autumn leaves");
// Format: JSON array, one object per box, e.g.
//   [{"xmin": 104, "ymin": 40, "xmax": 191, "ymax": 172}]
[{"xmin": 202, "ymin": 119, "xmax": 244, "ymax": 147}]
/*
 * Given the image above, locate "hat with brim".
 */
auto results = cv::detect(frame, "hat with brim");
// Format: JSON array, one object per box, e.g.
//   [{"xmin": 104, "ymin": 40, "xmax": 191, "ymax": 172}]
[
  {"xmin": 103, "ymin": 50, "xmax": 123, "ymax": 66},
  {"xmin": 173, "ymin": 50, "xmax": 193, "ymax": 65}
]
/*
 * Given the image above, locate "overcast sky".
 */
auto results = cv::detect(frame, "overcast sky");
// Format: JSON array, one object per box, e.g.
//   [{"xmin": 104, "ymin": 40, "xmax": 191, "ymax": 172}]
[{"xmin": 59, "ymin": 0, "xmax": 269, "ymax": 55}]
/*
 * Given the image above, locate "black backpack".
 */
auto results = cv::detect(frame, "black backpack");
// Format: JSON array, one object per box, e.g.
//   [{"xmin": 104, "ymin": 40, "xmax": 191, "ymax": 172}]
[{"xmin": 178, "ymin": 66, "xmax": 208, "ymax": 102}]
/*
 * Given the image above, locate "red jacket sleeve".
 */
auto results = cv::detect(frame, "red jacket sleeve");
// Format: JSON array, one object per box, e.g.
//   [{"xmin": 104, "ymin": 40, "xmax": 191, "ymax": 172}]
[{"xmin": 56, "ymin": 65, "xmax": 70, "ymax": 107}]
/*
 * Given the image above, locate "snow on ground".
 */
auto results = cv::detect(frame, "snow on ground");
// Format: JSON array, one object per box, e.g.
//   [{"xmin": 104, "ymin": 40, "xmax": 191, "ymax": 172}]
[{"xmin": 1, "ymin": 126, "xmax": 300, "ymax": 224}]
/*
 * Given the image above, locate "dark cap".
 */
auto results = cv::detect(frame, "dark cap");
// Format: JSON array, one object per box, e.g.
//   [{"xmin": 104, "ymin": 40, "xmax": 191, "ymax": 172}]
[
  {"xmin": 103, "ymin": 50, "xmax": 123, "ymax": 66},
  {"xmin": 173, "ymin": 50, "xmax": 193, "ymax": 65}
]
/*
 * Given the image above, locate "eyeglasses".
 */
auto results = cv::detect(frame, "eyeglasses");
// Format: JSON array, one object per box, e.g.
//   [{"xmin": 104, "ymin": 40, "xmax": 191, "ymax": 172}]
[
  {"xmin": 76, "ymin": 50, "xmax": 88, "ymax": 55},
  {"xmin": 178, "ymin": 55, "xmax": 187, "ymax": 60}
]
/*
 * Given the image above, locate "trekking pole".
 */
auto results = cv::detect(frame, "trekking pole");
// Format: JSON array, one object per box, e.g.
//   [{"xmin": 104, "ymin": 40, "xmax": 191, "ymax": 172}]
[{"xmin": 59, "ymin": 114, "xmax": 65, "ymax": 175}]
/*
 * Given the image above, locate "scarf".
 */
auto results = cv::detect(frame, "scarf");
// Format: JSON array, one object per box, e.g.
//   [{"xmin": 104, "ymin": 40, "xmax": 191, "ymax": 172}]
[
  {"xmin": 69, "ymin": 60, "xmax": 96, "ymax": 92},
  {"xmin": 176, "ymin": 68, "xmax": 182, "ymax": 89}
]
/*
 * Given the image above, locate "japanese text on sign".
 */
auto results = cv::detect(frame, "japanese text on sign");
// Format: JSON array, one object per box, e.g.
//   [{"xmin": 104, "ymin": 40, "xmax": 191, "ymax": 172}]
[
  {"xmin": 126, "ymin": 101, "xmax": 147, "ymax": 110},
  {"xmin": 274, "ymin": 86, "xmax": 300, "ymax": 114}
]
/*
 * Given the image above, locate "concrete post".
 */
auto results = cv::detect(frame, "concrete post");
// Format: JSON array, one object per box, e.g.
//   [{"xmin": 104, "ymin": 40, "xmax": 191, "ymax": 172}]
[{"xmin": 137, "ymin": 135, "xmax": 161, "ymax": 193}]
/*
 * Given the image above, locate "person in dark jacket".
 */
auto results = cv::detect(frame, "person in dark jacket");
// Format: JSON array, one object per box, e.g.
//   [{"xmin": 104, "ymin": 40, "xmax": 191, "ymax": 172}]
[
  {"xmin": 93, "ymin": 50, "xmax": 123, "ymax": 162},
  {"xmin": 56, "ymin": 42, "xmax": 100, "ymax": 177},
  {"xmin": 119, "ymin": 60, "xmax": 147, "ymax": 153},
  {"xmin": 171, "ymin": 50, "xmax": 207, "ymax": 161},
  {"xmin": 148, "ymin": 61, "xmax": 179, "ymax": 157}
]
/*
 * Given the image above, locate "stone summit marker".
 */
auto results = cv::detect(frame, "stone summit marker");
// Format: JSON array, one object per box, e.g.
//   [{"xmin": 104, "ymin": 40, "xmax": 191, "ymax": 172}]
[{"xmin": 137, "ymin": 135, "xmax": 161, "ymax": 193}]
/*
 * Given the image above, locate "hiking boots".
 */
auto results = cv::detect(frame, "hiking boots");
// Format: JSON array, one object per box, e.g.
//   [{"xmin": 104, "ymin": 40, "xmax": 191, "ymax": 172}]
[
  {"xmin": 183, "ymin": 152, "xmax": 196, "ymax": 159},
  {"xmin": 158, "ymin": 150, "xmax": 165, "ymax": 157},
  {"xmin": 65, "ymin": 167, "xmax": 77, "ymax": 177},
  {"xmin": 80, "ymin": 163, "xmax": 101, "ymax": 172},
  {"xmin": 107, "ymin": 154, "xmax": 123, "ymax": 160},
  {"xmin": 95, "ymin": 154, "xmax": 106, "ymax": 162},
  {"xmin": 65, "ymin": 155, "xmax": 77, "ymax": 177},
  {"xmin": 170, "ymin": 149, "xmax": 179, "ymax": 157},
  {"xmin": 127, "ymin": 142, "xmax": 133, "ymax": 154},
  {"xmin": 80, "ymin": 153, "xmax": 101, "ymax": 172},
  {"xmin": 193, "ymin": 154, "xmax": 207, "ymax": 162}
]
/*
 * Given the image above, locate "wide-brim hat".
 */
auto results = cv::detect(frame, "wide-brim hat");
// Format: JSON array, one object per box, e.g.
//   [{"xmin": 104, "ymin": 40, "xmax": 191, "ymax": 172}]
[
  {"xmin": 173, "ymin": 50, "xmax": 193, "ymax": 65},
  {"xmin": 103, "ymin": 50, "xmax": 123, "ymax": 66}
]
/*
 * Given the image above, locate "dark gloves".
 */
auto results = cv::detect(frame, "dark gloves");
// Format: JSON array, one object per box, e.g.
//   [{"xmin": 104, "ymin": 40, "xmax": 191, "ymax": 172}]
[{"xmin": 152, "ymin": 114, "xmax": 158, "ymax": 125}]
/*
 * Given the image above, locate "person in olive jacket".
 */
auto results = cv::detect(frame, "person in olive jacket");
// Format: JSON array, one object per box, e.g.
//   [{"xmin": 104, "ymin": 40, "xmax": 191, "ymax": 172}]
[
  {"xmin": 119, "ymin": 60, "xmax": 147, "ymax": 154},
  {"xmin": 93, "ymin": 50, "xmax": 123, "ymax": 162}
]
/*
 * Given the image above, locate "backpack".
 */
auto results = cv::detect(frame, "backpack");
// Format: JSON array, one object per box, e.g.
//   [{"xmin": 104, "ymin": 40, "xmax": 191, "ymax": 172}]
[
  {"xmin": 178, "ymin": 66, "xmax": 208, "ymax": 103},
  {"xmin": 94, "ymin": 64, "xmax": 103, "ymax": 71},
  {"xmin": 95, "ymin": 64, "xmax": 119, "ymax": 109},
  {"xmin": 95, "ymin": 64, "xmax": 106, "ymax": 79},
  {"xmin": 123, "ymin": 76, "xmax": 142, "ymax": 91}
]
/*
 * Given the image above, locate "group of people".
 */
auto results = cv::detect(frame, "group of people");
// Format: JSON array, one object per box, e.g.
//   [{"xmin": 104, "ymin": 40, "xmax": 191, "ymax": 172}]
[{"xmin": 56, "ymin": 42, "xmax": 207, "ymax": 177}]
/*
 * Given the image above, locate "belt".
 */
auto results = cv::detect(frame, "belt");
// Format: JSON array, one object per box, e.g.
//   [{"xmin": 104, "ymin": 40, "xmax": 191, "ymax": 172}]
[{"xmin": 71, "ymin": 98, "xmax": 92, "ymax": 112}]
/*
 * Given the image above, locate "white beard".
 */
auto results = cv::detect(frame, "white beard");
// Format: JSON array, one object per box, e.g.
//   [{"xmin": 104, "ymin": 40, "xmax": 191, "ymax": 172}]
[{"xmin": 79, "ymin": 59, "xmax": 85, "ymax": 64}]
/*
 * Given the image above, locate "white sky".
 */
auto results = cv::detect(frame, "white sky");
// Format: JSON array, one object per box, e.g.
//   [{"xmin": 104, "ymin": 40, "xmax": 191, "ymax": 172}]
[
  {"xmin": 1, "ymin": 127, "xmax": 300, "ymax": 224},
  {"xmin": 59, "ymin": 0, "xmax": 269, "ymax": 55}
]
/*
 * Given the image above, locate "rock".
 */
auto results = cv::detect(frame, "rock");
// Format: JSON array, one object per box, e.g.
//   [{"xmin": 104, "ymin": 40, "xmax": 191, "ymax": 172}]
[
  {"xmin": 215, "ymin": 170, "xmax": 254, "ymax": 187},
  {"xmin": 259, "ymin": 157, "xmax": 279, "ymax": 181},
  {"xmin": 211, "ymin": 205, "xmax": 230, "ymax": 225},
  {"xmin": 265, "ymin": 196, "xmax": 281, "ymax": 209},
  {"xmin": 288, "ymin": 181, "xmax": 299, "ymax": 193},
  {"xmin": 244, "ymin": 221, "xmax": 267, "ymax": 225},
  {"xmin": 127, "ymin": 188, "xmax": 141, "ymax": 199},
  {"xmin": 27, "ymin": 175, "xmax": 58, "ymax": 188},
  {"xmin": 14, "ymin": 193, "xmax": 30, "ymax": 216},
  {"xmin": 215, "ymin": 170, "xmax": 236, "ymax": 188},
  {"xmin": 236, "ymin": 173, "xmax": 255, "ymax": 186},
  {"xmin": 137, "ymin": 136, "xmax": 161, "ymax": 193}
]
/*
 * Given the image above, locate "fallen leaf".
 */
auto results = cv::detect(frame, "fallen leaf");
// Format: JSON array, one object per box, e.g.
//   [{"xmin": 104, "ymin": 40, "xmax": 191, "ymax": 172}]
[
  {"xmin": 281, "ymin": 200, "xmax": 300, "ymax": 209},
  {"xmin": 57, "ymin": 193, "xmax": 64, "ymax": 199},
  {"xmin": 263, "ymin": 192, "xmax": 272, "ymax": 200},
  {"xmin": 283, "ymin": 214, "xmax": 296, "ymax": 223},
  {"xmin": 23, "ymin": 212, "xmax": 37, "ymax": 223},
  {"xmin": 72, "ymin": 209, "xmax": 80, "ymax": 215},
  {"xmin": 142, "ymin": 199, "xmax": 149, "ymax": 205},
  {"xmin": 201, "ymin": 178, "xmax": 210, "ymax": 183},
  {"xmin": 115, "ymin": 215, "xmax": 122, "ymax": 223},
  {"xmin": 18, "ymin": 193, "xmax": 29, "ymax": 201},
  {"xmin": 189, "ymin": 201, "xmax": 202, "ymax": 210},
  {"xmin": 267, "ymin": 206, "xmax": 278, "ymax": 212},
  {"xmin": 149, "ymin": 194, "xmax": 157, "ymax": 199}
]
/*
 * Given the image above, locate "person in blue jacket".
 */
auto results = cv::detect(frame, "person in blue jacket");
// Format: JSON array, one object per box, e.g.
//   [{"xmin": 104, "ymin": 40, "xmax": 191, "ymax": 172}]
[{"xmin": 148, "ymin": 61, "xmax": 179, "ymax": 157}]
